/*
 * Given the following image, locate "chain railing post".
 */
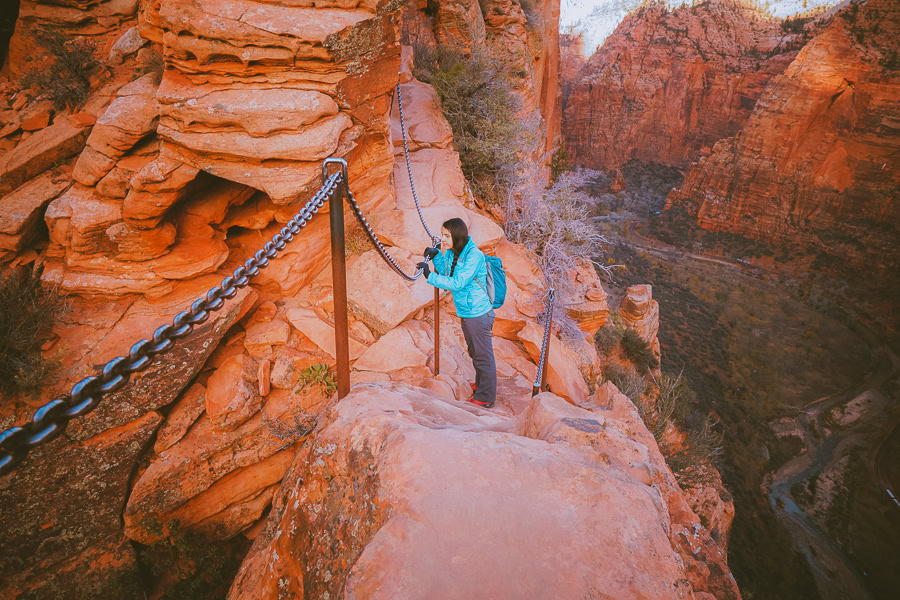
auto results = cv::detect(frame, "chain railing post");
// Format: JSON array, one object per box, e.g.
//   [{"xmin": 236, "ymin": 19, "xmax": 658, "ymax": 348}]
[
  {"xmin": 325, "ymin": 158, "xmax": 351, "ymax": 399},
  {"xmin": 433, "ymin": 287, "xmax": 440, "ymax": 375},
  {"xmin": 532, "ymin": 288, "xmax": 555, "ymax": 397}
]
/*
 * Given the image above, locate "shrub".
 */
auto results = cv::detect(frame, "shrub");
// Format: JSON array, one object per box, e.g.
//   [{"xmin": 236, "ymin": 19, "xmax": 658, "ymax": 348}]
[
  {"xmin": 663, "ymin": 416, "xmax": 724, "ymax": 488},
  {"xmin": 0, "ymin": 265, "xmax": 65, "ymax": 396},
  {"xmin": 620, "ymin": 328, "xmax": 659, "ymax": 374},
  {"xmin": 593, "ymin": 322, "xmax": 624, "ymax": 354},
  {"xmin": 603, "ymin": 363, "xmax": 646, "ymax": 402},
  {"xmin": 654, "ymin": 370, "xmax": 695, "ymax": 427},
  {"xmin": 549, "ymin": 144, "xmax": 571, "ymax": 183},
  {"xmin": 413, "ymin": 46, "xmax": 525, "ymax": 204},
  {"xmin": 21, "ymin": 29, "xmax": 99, "ymax": 111}
]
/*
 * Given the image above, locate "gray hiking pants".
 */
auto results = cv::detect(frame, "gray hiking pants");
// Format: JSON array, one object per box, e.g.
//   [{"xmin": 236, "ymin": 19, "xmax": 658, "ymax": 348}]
[{"xmin": 460, "ymin": 309, "xmax": 496, "ymax": 405}]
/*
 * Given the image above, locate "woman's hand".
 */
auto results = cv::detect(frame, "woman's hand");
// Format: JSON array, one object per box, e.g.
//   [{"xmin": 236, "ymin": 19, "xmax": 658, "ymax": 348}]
[
  {"xmin": 416, "ymin": 262, "xmax": 432, "ymax": 278},
  {"xmin": 423, "ymin": 247, "xmax": 439, "ymax": 260}
]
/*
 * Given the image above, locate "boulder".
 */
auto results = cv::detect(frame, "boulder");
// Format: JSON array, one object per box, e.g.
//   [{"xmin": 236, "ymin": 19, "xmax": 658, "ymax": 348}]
[
  {"xmin": 206, "ymin": 353, "xmax": 262, "ymax": 431},
  {"xmin": 347, "ymin": 248, "xmax": 435, "ymax": 336},
  {"xmin": 517, "ymin": 322, "xmax": 590, "ymax": 405},
  {"xmin": 354, "ymin": 325, "xmax": 428, "ymax": 372},
  {"xmin": 0, "ymin": 116, "xmax": 92, "ymax": 195},
  {"xmin": 285, "ymin": 306, "xmax": 367, "ymax": 361},
  {"xmin": 0, "ymin": 165, "xmax": 70, "ymax": 252}
]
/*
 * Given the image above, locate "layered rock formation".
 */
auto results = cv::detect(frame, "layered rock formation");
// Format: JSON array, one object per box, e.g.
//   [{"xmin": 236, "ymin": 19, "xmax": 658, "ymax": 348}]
[
  {"xmin": 563, "ymin": 0, "xmax": 806, "ymax": 170},
  {"xmin": 666, "ymin": 0, "xmax": 900, "ymax": 273}
]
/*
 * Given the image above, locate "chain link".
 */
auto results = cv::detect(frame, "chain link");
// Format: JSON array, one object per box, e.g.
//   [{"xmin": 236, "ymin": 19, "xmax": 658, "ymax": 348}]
[
  {"xmin": 346, "ymin": 189, "xmax": 435, "ymax": 282},
  {"xmin": 396, "ymin": 83, "xmax": 441, "ymax": 248},
  {"xmin": 534, "ymin": 288, "xmax": 556, "ymax": 389},
  {"xmin": 0, "ymin": 171, "xmax": 343, "ymax": 477}
]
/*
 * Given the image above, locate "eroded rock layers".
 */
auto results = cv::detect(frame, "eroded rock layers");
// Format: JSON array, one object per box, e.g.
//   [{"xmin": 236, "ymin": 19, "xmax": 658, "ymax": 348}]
[
  {"xmin": 666, "ymin": 0, "xmax": 900, "ymax": 272},
  {"xmin": 563, "ymin": 0, "xmax": 804, "ymax": 170}
]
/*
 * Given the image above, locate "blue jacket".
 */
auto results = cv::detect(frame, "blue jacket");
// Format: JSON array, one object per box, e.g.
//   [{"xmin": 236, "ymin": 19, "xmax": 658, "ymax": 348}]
[{"xmin": 427, "ymin": 237, "xmax": 493, "ymax": 319}]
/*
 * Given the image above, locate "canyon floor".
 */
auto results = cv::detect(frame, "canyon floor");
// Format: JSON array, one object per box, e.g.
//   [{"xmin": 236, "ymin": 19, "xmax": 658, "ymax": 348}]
[{"xmin": 599, "ymin": 216, "xmax": 900, "ymax": 600}]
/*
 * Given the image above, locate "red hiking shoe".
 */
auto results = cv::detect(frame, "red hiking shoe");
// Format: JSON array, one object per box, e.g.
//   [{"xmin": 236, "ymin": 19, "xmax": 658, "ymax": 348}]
[{"xmin": 466, "ymin": 397, "xmax": 494, "ymax": 408}]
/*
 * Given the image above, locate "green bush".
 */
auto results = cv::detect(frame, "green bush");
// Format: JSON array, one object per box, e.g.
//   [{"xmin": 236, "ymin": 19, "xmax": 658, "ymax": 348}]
[
  {"xmin": 21, "ymin": 29, "xmax": 100, "ymax": 111},
  {"xmin": 0, "ymin": 265, "xmax": 65, "ymax": 396},
  {"xmin": 413, "ymin": 47, "xmax": 524, "ymax": 204},
  {"xmin": 620, "ymin": 328, "xmax": 659, "ymax": 374},
  {"xmin": 593, "ymin": 322, "xmax": 624, "ymax": 354}
]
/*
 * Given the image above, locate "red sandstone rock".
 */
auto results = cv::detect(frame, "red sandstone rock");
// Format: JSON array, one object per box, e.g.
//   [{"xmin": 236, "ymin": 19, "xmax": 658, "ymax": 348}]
[
  {"xmin": 20, "ymin": 109, "xmax": 51, "ymax": 131},
  {"xmin": 564, "ymin": 0, "xmax": 802, "ymax": 170},
  {"xmin": 0, "ymin": 165, "xmax": 70, "ymax": 252},
  {"xmin": 666, "ymin": 0, "xmax": 900, "ymax": 276},
  {"xmin": 619, "ymin": 284, "xmax": 660, "ymax": 345},
  {"xmin": 206, "ymin": 353, "xmax": 261, "ymax": 431},
  {"xmin": 518, "ymin": 321, "xmax": 589, "ymax": 404},
  {"xmin": 228, "ymin": 383, "xmax": 709, "ymax": 599},
  {"xmin": 73, "ymin": 73, "xmax": 161, "ymax": 185},
  {"xmin": 154, "ymin": 383, "xmax": 207, "ymax": 453},
  {"xmin": 0, "ymin": 116, "xmax": 91, "ymax": 195}
]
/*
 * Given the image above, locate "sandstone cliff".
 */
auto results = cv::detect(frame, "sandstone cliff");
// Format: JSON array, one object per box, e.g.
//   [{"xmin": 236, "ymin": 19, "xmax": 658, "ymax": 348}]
[
  {"xmin": 0, "ymin": 0, "xmax": 738, "ymax": 597},
  {"xmin": 665, "ymin": 0, "xmax": 900, "ymax": 277},
  {"xmin": 563, "ymin": 0, "xmax": 807, "ymax": 170}
]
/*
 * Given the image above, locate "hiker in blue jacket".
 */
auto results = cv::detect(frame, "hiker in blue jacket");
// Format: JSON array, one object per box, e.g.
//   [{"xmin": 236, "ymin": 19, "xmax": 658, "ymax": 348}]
[{"xmin": 417, "ymin": 218, "xmax": 497, "ymax": 408}]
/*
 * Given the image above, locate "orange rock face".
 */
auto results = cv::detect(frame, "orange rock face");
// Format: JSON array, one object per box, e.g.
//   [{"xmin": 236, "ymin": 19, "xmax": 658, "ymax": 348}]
[
  {"xmin": 666, "ymin": 0, "xmax": 900, "ymax": 273},
  {"xmin": 563, "ymin": 0, "xmax": 803, "ymax": 170},
  {"xmin": 228, "ymin": 383, "xmax": 720, "ymax": 599}
]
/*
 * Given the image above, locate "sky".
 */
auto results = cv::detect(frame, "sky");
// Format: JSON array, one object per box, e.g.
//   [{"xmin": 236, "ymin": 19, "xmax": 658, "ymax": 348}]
[{"xmin": 560, "ymin": 0, "xmax": 844, "ymax": 55}]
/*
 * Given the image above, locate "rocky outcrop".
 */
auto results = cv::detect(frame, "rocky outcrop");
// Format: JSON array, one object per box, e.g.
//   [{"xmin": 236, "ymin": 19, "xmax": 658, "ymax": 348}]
[
  {"xmin": 228, "ymin": 382, "xmax": 737, "ymax": 599},
  {"xmin": 563, "ymin": 0, "xmax": 806, "ymax": 170},
  {"xmin": 665, "ymin": 0, "xmax": 900, "ymax": 274}
]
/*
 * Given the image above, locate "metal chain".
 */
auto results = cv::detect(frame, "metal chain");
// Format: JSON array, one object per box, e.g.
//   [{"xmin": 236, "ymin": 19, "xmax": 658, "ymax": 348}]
[
  {"xmin": 0, "ymin": 171, "xmax": 343, "ymax": 477},
  {"xmin": 534, "ymin": 288, "xmax": 556, "ymax": 389},
  {"xmin": 346, "ymin": 188, "xmax": 434, "ymax": 282},
  {"xmin": 396, "ymin": 83, "xmax": 441, "ymax": 248}
]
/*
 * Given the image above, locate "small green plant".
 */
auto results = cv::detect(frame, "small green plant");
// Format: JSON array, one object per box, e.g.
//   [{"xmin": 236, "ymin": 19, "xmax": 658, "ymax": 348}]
[
  {"xmin": 21, "ymin": 29, "xmax": 100, "ymax": 111},
  {"xmin": 295, "ymin": 362, "xmax": 337, "ymax": 397},
  {"xmin": 0, "ymin": 265, "xmax": 65, "ymax": 396},
  {"xmin": 620, "ymin": 328, "xmax": 659, "ymax": 374}
]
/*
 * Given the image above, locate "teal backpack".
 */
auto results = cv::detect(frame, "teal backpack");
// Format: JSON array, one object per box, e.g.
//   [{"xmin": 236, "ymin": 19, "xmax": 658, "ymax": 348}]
[{"xmin": 477, "ymin": 255, "xmax": 507, "ymax": 309}]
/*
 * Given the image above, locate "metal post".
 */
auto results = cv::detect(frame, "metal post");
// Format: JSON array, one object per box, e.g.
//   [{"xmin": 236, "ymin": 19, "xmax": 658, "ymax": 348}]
[
  {"xmin": 540, "ymin": 296, "xmax": 553, "ymax": 392},
  {"xmin": 433, "ymin": 287, "xmax": 440, "ymax": 375},
  {"xmin": 532, "ymin": 288, "xmax": 555, "ymax": 397},
  {"xmin": 325, "ymin": 158, "xmax": 351, "ymax": 399}
]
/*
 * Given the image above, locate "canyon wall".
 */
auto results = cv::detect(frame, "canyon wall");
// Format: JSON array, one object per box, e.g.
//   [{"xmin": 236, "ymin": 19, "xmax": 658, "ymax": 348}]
[
  {"xmin": 666, "ymin": 0, "xmax": 900, "ymax": 274},
  {"xmin": 562, "ymin": 0, "xmax": 805, "ymax": 170}
]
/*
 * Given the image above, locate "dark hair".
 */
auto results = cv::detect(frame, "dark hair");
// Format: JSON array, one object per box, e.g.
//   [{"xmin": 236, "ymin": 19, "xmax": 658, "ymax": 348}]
[{"xmin": 443, "ymin": 218, "xmax": 468, "ymax": 276}]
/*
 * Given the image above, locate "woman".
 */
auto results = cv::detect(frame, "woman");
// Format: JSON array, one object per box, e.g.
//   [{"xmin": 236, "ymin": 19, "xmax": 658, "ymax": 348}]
[{"xmin": 417, "ymin": 218, "xmax": 497, "ymax": 408}]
